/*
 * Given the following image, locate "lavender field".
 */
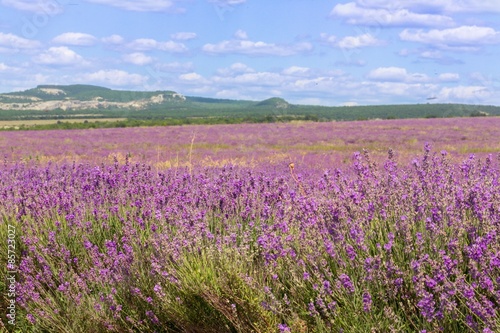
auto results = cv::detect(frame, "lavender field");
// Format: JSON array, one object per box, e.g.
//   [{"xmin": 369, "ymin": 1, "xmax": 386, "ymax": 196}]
[
  {"xmin": 1, "ymin": 117, "xmax": 499, "ymax": 169},
  {"xmin": 1, "ymin": 118, "xmax": 500, "ymax": 332}
]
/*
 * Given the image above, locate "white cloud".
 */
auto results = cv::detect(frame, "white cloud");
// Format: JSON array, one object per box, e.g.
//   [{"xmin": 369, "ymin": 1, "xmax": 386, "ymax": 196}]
[
  {"xmin": 208, "ymin": 0, "xmax": 246, "ymax": 4},
  {"xmin": 367, "ymin": 67, "xmax": 408, "ymax": 81},
  {"xmin": 102, "ymin": 34, "xmax": 125, "ymax": 45},
  {"xmin": 330, "ymin": 2, "xmax": 454, "ymax": 27},
  {"xmin": 419, "ymin": 50, "xmax": 442, "ymax": 59},
  {"xmin": 85, "ymin": 0, "xmax": 176, "ymax": 12},
  {"xmin": 1, "ymin": 0, "xmax": 63, "ymax": 14},
  {"xmin": 367, "ymin": 67, "xmax": 429, "ymax": 83},
  {"xmin": 0, "ymin": 32, "xmax": 41, "ymax": 51},
  {"xmin": 153, "ymin": 61, "xmax": 194, "ymax": 73},
  {"xmin": 216, "ymin": 62, "xmax": 255, "ymax": 76},
  {"xmin": 123, "ymin": 52, "xmax": 153, "ymax": 65},
  {"xmin": 333, "ymin": 0, "xmax": 500, "ymax": 17},
  {"xmin": 52, "ymin": 32, "xmax": 98, "ymax": 46},
  {"xmin": 335, "ymin": 0, "xmax": 500, "ymax": 14},
  {"xmin": 322, "ymin": 32, "xmax": 384, "ymax": 49},
  {"xmin": 451, "ymin": 1, "xmax": 500, "ymax": 13},
  {"xmin": 282, "ymin": 66, "xmax": 311, "ymax": 76},
  {"xmin": 213, "ymin": 72, "xmax": 285, "ymax": 86},
  {"xmin": 127, "ymin": 38, "xmax": 187, "ymax": 52},
  {"xmin": 234, "ymin": 30, "xmax": 248, "ymax": 40},
  {"xmin": 80, "ymin": 69, "xmax": 148, "ymax": 86},
  {"xmin": 179, "ymin": 72, "xmax": 202, "ymax": 81},
  {"xmin": 320, "ymin": 33, "xmax": 337, "ymax": 45},
  {"xmin": 34, "ymin": 46, "xmax": 87, "ymax": 66},
  {"xmin": 0, "ymin": 62, "xmax": 17, "ymax": 72},
  {"xmin": 438, "ymin": 73, "xmax": 460, "ymax": 82},
  {"xmin": 170, "ymin": 32, "xmax": 197, "ymax": 40},
  {"xmin": 367, "ymin": 81, "xmax": 436, "ymax": 97},
  {"xmin": 337, "ymin": 33, "xmax": 384, "ymax": 49},
  {"xmin": 202, "ymin": 39, "xmax": 313, "ymax": 56},
  {"xmin": 438, "ymin": 85, "xmax": 490, "ymax": 101},
  {"xmin": 178, "ymin": 72, "xmax": 210, "ymax": 84},
  {"xmin": 400, "ymin": 26, "xmax": 500, "ymax": 49}
]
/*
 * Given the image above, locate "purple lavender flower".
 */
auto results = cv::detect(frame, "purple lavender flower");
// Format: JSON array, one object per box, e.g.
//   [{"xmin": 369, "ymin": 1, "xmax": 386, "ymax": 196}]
[
  {"xmin": 362, "ymin": 291, "xmax": 372, "ymax": 312},
  {"xmin": 339, "ymin": 274, "xmax": 355, "ymax": 293},
  {"xmin": 278, "ymin": 323, "xmax": 291, "ymax": 332}
]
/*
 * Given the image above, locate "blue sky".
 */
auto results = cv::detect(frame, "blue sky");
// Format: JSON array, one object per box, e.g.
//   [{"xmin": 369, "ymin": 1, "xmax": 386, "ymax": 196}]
[{"xmin": 0, "ymin": 0, "xmax": 499, "ymax": 106}]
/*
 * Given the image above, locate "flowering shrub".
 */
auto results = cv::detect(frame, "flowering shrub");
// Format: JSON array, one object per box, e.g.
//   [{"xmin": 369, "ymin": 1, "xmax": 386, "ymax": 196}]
[{"xmin": 0, "ymin": 146, "xmax": 499, "ymax": 332}]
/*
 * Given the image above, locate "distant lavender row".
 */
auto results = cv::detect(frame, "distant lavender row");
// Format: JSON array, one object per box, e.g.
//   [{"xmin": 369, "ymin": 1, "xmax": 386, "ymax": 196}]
[
  {"xmin": 1, "ymin": 146, "xmax": 499, "ymax": 332},
  {"xmin": 1, "ymin": 117, "xmax": 499, "ymax": 170}
]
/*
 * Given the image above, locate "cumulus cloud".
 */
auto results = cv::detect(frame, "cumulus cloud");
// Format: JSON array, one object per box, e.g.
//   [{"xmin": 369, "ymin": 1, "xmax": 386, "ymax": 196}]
[
  {"xmin": 438, "ymin": 73, "xmax": 460, "ymax": 82},
  {"xmin": 202, "ymin": 39, "xmax": 313, "ymax": 56},
  {"xmin": 34, "ymin": 46, "xmax": 87, "ymax": 66},
  {"xmin": 1, "ymin": 0, "xmax": 63, "ymax": 14},
  {"xmin": 102, "ymin": 34, "xmax": 125, "ymax": 45},
  {"xmin": 320, "ymin": 33, "xmax": 337, "ymax": 45},
  {"xmin": 216, "ymin": 62, "xmax": 255, "ymax": 76},
  {"xmin": 52, "ymin": 32, "xmax": 98, "ymax": 46},
  {"xmin": 80, "ymin": 69, "xmax": 148, "ymax": 86},
  {"xmin": 338, "ymin": 33, "xmax": 384, "ymax": 49},
  {"xmin": 179, "ymin": 72, "xmax": 203, "ymax": 81},
  {"xmin": 208, "ymin": 0, "xmax": 246, "ymax": 4},
  {"xmin": 123, "ymin": 52, "xmax": 153, "ymax": 65},
  {"xmin": 400, "ymin": 26, "xmax": 500, "ymax": 49},
  {"xmin": 333, "ymin": 0, "xmax": 500, "ymax": 15},
  {"xmin": 85, "ymin": 0, "xmax": 177, "ymax": 12},
  {"xmin": 367, "ymin": 67, "xmax": 429, "ymax": 83},
  {"xmin": 234, "ymin": 30, "xmax": 248, "ymax": 40},
  {"xmin": 212, "ymin": 71, "xmax": 286, "ymax": 87},
  {"xmin": 282, "ymin": 66, "xmax": 311, "ymax": 77},
  {"xmin": 127, "ymin": 38, "xmax": 187, "ymax": 52},
  {"xmin": 330, "ymin": 2, "xmax": 454, "ymax": 27},
  {"xmin": 0, "ymin": 32, "xmax": 41, "ymax": 51},
  {"xmin": 152, "ymin": 61, "xmax": 194, "ymax": 73},
  {"xmin": 170, "ymin": 32, "xmax": 197, "ymax": 40},
  {"xmin": 321, "ymin": 32, "xmax": 383, "ymax": 49},
  {"xmin": 438, "ymin": 85, "xmax": 490, "ymax": 101},
  {"xmin": 452, "ymin": 0, "xmax": 500, "ymax": 13},
  {"xmin": 178, "ymin": 72, "xmax": 210, "ymax": 84},
  {"xmin": 0, "ymin": 62, "xmax": 17, "ymax": 72}
]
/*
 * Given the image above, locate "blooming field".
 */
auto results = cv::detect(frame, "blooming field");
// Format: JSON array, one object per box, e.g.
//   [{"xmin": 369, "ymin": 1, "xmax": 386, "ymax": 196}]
[
  {"xmin": 1, "ymin": 117, "xmax": 499, "ymax": 169},
  {"xmin": 1, "ymin": 119, "xmax": 500, "ymax": 332}
]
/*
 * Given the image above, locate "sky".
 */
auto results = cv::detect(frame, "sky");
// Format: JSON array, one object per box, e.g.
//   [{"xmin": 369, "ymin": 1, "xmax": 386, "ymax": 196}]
[{"xmin": 0, "ymin": 0, "xmax": 500, "ymax": 106}]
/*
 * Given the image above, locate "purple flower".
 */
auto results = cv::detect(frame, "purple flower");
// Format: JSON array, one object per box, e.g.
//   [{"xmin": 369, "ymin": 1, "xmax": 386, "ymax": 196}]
[
  {"xmin": 153, "ymin": 284, "xmax": 165, "ymax": 298},
  {"xmin": 145, "ymin": 310, "xmax": 159, "ymax": 324},
  {"xmin": 339, "ymin": 274, "xmax": 355, "ymax": 293},
  {"xmin": 308, "ymin": 301, "xmax": 319, "ymax": 316},
  {"xmin": 278, "ymin": 324, "xmax": 291, "ymax": 332},
  {"xmin": 362, "ymin": 291, "xmax": 372, "ymax": 312},
  {"xmin": 345, "ymin": 244, "xmax": 356, "ymax": 260},
  {"xmin": 425, "ymin": 277, "xmax": 437, "ymax": 290}
]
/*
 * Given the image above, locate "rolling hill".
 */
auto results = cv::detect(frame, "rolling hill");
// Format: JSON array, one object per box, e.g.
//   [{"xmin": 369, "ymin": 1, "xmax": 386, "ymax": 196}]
[{"xmin": 1, "ymin": 84, "xmax": 499, "ymax": 129}]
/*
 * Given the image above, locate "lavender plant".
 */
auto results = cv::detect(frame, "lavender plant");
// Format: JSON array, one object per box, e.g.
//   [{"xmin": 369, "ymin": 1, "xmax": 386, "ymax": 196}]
[{"xmin": 0, "ymin": 146, "xmax": 499, "ymax": 332}]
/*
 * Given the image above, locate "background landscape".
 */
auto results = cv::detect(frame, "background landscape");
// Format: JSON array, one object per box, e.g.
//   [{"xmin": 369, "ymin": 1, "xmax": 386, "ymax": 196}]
[{"xmin": 0, "ymin": 84, "xmax": 499, "ymax": 130}]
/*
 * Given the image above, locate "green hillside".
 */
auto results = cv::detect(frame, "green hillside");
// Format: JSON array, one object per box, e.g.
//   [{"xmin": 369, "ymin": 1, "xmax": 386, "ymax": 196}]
[
  {"xmin": 1, "ymin": 84, "xmax": 179, "ymax": 103},
  {"xmin": 1, "ymin": 84, "xmax": 499, "ymax": 130}
]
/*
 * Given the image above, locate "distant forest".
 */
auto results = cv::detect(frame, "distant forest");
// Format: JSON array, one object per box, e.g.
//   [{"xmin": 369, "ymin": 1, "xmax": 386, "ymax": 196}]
[{"xmin": 1, "ymin": 85, "xmax": 499, "ymax": 130}]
